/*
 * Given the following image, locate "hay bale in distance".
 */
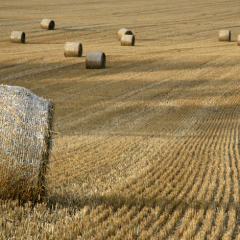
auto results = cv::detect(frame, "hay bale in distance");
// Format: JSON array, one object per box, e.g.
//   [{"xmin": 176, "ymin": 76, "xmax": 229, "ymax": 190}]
[
  {"xmin": 41, "ymin": 19, "xmax": 55, "ymax": 30},
  {"xmin": 11, "ymin": 31, "xmax": 25, "ymax": 43},
  {"xmin": 64, "ymin": 42, "xmax": 83, "ymax": 57},
  {"xmin": 0, "ymin": 85, "xmax": 54, "ymax": 202},
  {"xmin": 118, "ymin": 28, "xmax": 133, "ymax": 40},
  {"xmin": 86, "ymin": 52, "xmax": 106, "ymax": 69},
  {"xmin": 219, "ymin": 30, "xmax": 231, "ymax": 41},
  {"xmin": 121, "ymin": 34, "xmax": 135, "ymax": 46},
  {"xmin": 237, "ymin": 35, "xmax": 240, "ymax": 46}
]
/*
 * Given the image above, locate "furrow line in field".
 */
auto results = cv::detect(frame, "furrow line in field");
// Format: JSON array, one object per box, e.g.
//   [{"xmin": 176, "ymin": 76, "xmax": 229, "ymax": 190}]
[
  {"xmin": 170, "ymin": 142, "xmax": 217, "ymax": 238},
  {"xmin": 119, "ymin": 137, "xmax": 190, "ymax": 198},
  {"xmin": 205, "ymin": 107, "xmax": 230, "ymax": 239},
  {"xmin": 157, "ymin": 93, "xmax": 232, "ymax": 239},
  {"xmin": 195, "ymin": 106, "xmax": 230, "ymax": 239},
  {"xmin": 86, "ymin": 136, "xmax": 190, "ymax": 238},
  {"xmin": 107, "ymin": 88, "xmax": 223, "ymax": 236},
  {"xmin": 222, "ymin": 109, "xmax": 239, "ymax": 239},
  {"xmin": 198, "ymin": 111, "xmax": 238, "ymax": 237},
  {"xmin": 116, "ymin": 103, "xmax": 221, "ymax": 238},
  {"xmin": 162, "ymin": 131, "xmax": 218, "ymax": 238},
  {"xmin": 211, "ymin": 102, "xmax": 239, "ymax": 239},
  {"xmin": 233, "ymin": 103, "xmax": 240, "ymax": 238}
]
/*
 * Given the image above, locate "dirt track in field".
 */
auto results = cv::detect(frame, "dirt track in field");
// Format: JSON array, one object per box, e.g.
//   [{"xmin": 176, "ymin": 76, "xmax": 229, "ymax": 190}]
[{"xmin": 1, "ymin": 0, "xmax": 240, "ymax": 239}]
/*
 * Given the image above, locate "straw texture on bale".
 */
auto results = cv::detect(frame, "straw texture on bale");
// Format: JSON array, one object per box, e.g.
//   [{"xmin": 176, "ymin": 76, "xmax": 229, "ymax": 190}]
[
  {"xmin": 118, "ymin": 28, "xmax": 133, "ymax": 40},
  {"xmin": 237, "ymin": 35, "xmax": 240, "ymax": 46},
  {"xmin": 121, "ymin": 34, "xmax": 135, "ymax": 46},
  {"xmin": 11, "ymin": 31, "xmax": 25, "ymax": 43},
  {"xmin": 86, "ymin": 52, "xmax": 106, "ymax": 69},
  {"xmin": 64, "ymin": 42, "xmax": 83, "ymax": 57},
  {"xmin": 0, "ymin": 85, "xmax": 54, "ymax": 202},
  {"xmin": 41, "ymin": 19, "xmax": 55, "ymax": 30},
  {"xmin": 219, "ymin": 30, "xmax": 231, "ymax": 41}
]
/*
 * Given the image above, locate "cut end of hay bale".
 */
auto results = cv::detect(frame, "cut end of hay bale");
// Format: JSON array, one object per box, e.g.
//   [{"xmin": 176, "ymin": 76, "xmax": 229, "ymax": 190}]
[
  {"xmin": 219, "ymin": 30, "xmax": 231, "ymax": 41},
  {"xmin": 85, "ymin": 52, "xmax": 106, "ymax": 69},
  {"xmin": 0, "ymin": 85, "xmax": 54, "ymax": 202},
  {"xmin": 41, "ymin": 19, "xmax": 55, "ymax": 30},
  {"xmin": 118, "ymin": 28, "xmax": 133, "ymax": 40},
  {"xmin": 64, "ymin": 42, "xmax": 83, "ymax": 57},
  {"xmin": 11, "ymin": 31, "xmax": 25, "ymax": 43},
  {"xmin": 121, "ymin": 34, "xmax": 135, "ymax": 46}
]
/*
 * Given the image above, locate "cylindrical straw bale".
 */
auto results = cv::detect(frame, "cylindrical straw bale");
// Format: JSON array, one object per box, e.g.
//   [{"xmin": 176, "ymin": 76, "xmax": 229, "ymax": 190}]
[
  {"xmin": 121, "ymin": 34, "xmax": 135, "ymax": 46},
  {"xmin": 0, "ymin": 85, "xmax": 54, "ymax": 202},
  {"xmin": 41, "ymin": 19, "xmax": 55, "ymax": 30},
  {"xmin": 219, "ymin": 30, "xmax": 231, "ymax": 41},
  {"xmin": 237, "ymin": 35, "xmax": 240, "ymax": 46},
  {"xmin": 118, "ymin": 28, "xmax": 133, "ymax": 40},
  {"xmin": 11, "ymin": 31, "xmax": 25, "ymax": 43},
  {"xmin": 64, "ymin": 42, "xmax": 82, "ymax": 57},
  {"xmin": 86, "ymin": 52, "xmax": 106, "ymax": 69}
]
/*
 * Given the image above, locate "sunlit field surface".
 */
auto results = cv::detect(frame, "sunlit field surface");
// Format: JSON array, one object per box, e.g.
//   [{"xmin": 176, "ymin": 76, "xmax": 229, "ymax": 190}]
[{"xmin": 1, "ymin": 0, "xmax": 240, "ymax": 239}]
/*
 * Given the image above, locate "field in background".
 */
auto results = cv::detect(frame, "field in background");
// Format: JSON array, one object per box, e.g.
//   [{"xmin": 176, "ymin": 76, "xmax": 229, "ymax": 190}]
[{"xmin": 1, "ymin": 0, "xmax": 240, "ymax": 239}]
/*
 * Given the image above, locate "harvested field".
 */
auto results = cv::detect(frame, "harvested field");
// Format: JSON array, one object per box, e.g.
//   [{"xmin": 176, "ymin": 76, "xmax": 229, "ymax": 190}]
[{"xmin": 0, "ymin": 0, "xmax": 240, "ymax": 239}]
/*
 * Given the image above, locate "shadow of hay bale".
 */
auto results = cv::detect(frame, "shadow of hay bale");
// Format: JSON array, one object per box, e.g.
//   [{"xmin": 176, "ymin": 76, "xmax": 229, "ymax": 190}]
[{"xmin": 0, "ymin": 85, "xmax": 54, "ymax": 203}]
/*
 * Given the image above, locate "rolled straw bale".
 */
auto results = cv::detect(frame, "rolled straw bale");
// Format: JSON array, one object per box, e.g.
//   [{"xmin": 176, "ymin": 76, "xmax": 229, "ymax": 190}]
[
  {"xmin": 118, "ymin": 28, "xmax": 133, "ymax": 40},
  {"xmin": 237, "ymin": 35, "xmax": 240, "ymax": 46},
  {"xmin": 41, "ymin": 19, "xmax": 55, "ymax": 30},
  {"xmin": 121, "ymin": 34, "xmax": 135, "ymax": 46},
  {"xmin": 219, "ymin": 30, "xmax": 231, "ymax": 41},
  {"xmin": 64, "ymin": 42, "xmax": 83, "ymax": 57},
  {"xmin": 86, "ymin": 52, "xmax": 106, "ymax": 69},
  {"xmin": 11, "ymin": 31, "xmax": 25, "ymax": 43},
  {"xmin": 0, "ymin": 85, "xmax": 54, "ymax": 202}
]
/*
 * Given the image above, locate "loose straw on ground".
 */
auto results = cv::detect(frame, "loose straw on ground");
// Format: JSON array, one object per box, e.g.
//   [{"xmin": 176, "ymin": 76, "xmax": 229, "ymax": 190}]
[
  {"xmin": 0, "ymin": 85, "xmax": 54, "ymax": 202},
  {"xmin": 41, "ymin": 19, "xmax": 55, "ymax": 30},
  {"xmin": 86, "ymin": 52, "xmax": 106, "ymax": 69},
  {"xmin": 219, "ymin": 30, "xmax": 231, "ymax": 41},
  {"xmin": 121, "ymin": 34, "xmax": 135, "ymax": 46},
  {"xmin": 118, "ymin": 28, "xmax": 133, "ymax": 40},
  {"xmin": 11, "ymin": 31, "xmax": 25, "ymax": 43},
  {"xmin": 64, "ymin": 42, "xmax": 82, "ymax": 57}
]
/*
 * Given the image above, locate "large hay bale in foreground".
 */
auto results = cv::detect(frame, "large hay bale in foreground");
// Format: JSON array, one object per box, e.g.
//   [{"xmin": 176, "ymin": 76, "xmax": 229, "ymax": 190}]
[
  {"xmin": 11, "ymin": 31, "xmax": 25, "ymax": 43},
  {"xmin": 40, "ymin": 19, "xmax": 55, "ymax": 30},
  {"xmin": 64, "ymin": 42, "xmax": 83, "ymax": 57},
  {"xmin": 118, "ymin": 28, "xmax": 133, "ymax": 40},
  {"xmin": 219, "ymin": 30, "xmax": 231, "ymax": 41},
  {"xmin": 86, "ymin": 52, "xmax": 106, "ymax": 69},
  {"xmin": 0, "ymin": 85, "xmax": 54, "ymax": 202},
  {"xmin": 121, "ymin": 34, "xmax": 135, "ymax": 46}
]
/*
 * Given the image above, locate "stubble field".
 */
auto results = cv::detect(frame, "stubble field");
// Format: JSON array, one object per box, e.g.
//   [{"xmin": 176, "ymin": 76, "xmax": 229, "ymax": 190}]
[{"xmin": 1, "ymin": 0, "xmax": 240, "ymax": 239}]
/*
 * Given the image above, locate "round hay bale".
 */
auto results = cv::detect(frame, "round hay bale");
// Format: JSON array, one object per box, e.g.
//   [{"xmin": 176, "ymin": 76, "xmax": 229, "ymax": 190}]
[
  {"xmin": 219, "ymin": 30, "xmax": 231, "ymax": 41},
  {"xmin": 121, "ymin": 34, "xmax": 135, "ymax": 46},
  {"xmin": 64, "ymin": 42, "xmax": 83, "ymax": 57},
  {"xmin": 86, "ymin": 52, "xmax": 106, "ymax": 69},
  {"xmin": 11, "ymin": 31, "xmax": 25, "ymax": 43},
  {"xmin": 237, "ymin": 35, "xmax": 240, "ymax": 46},
  {"xmin": 40, "ymin": 19, "xmax": 55, "ymax": 30},
  {"xmin": 0, "ymin": 85, "xmax": 54, "ymax": 202},
  {"xmin": 118, "ymin": 28, "xmax": 133, "ymax": 40}
]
